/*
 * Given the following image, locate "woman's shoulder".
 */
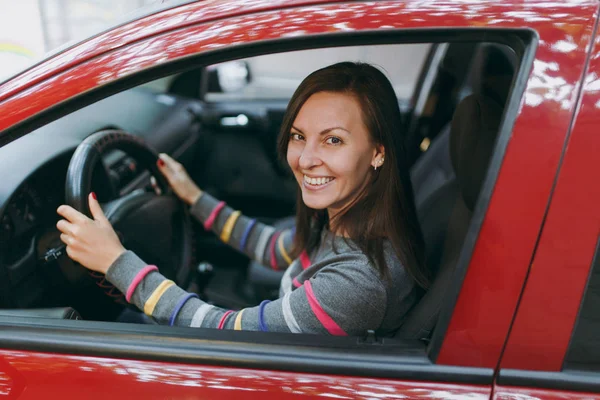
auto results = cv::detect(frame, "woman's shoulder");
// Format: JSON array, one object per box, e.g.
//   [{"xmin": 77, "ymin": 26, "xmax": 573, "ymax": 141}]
[
  {"xmin": 316, "ymin": 230, "xmax": 411, "ymax": 274},
  {"xmin": 316, "ymin": 235, "xmax": 389, "ymax": 277},
  {"xmin": 329, "ymin": 238, "xmax": 413, "ymax": 284},
  {"xmin": 311, "ymin": 246, "xmax": 388, "ymax": 306},
  {"xmin": 316, "ymin": 231, "xmax": 368, "ymax": 261}
]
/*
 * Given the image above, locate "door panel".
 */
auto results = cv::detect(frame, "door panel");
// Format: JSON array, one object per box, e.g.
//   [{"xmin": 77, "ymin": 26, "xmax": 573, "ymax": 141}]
[
  {"xmin": 192, "ymin": 100, "xmax": 295, "ymax": 216},
  {"xmin": 197, "ymin": 124, "xmax": 296, "ymax": 218},
  {"xmin": 0, "ymin": 349, "xmax": 493, "ymax": 400},
  {"xmin": 434, "ymin": 2, "xmax": 597, "ymax": 367},
  {"xmin": 498, "ymin": 20, "xmax": 600, "ymax": 372},
  {"xmin": 493, "ymin": 9, "xmax": 600, "ymax": 399}
]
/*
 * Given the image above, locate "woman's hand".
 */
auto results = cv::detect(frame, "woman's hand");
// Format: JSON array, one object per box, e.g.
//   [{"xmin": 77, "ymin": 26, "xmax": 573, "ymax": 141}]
[
  {"xmin": 56, "ymin": 193, "xmax": 126, "ymax": 275},
  {"xmin": 156, "ymin": 153, "xmax": 202, "ymax": 205}
]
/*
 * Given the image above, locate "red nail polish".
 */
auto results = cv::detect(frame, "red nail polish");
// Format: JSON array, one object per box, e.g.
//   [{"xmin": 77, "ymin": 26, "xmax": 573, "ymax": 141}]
[
  {"xmin": 91, "ymin": 192, "xmax": 97, "ymax": 200},
  {"xmin": 157, "ymin": 158, "xmax": 165, "ymax": 167}
]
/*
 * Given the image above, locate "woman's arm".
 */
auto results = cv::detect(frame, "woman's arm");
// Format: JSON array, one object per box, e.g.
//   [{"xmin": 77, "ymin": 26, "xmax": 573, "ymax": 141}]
[
  {"xmin": 106, "ymin": 250, "xmax": 389, "ymax": 336},
  {"xmin": 56, "ymin": 192, "xmax": 390, "ymax": 336},
  {"xmin": 157, "ymin": 153, "xmax": 295, "ymax": 271},
  {"xmin": 190, "ymin": 192, "xmax": 295, "ymax": 271}
]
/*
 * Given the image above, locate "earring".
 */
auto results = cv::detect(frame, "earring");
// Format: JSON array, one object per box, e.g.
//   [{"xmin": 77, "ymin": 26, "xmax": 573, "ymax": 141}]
[{"xmin": 374, "ymin": 158, "xmax": 384, "ymax": 171}]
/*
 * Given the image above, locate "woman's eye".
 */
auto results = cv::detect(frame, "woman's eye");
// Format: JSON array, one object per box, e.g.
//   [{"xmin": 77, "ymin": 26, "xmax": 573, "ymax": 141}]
[
  {"xmin": 325, "ymin": 136, "xmax": 342, "ymax": 145},
  {"xmin": 290, "ymin": 133, "xmax": 304, "ymax": 141}
]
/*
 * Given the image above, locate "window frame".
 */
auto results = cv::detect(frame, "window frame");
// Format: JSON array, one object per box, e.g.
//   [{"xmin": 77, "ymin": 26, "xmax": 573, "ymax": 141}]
[{"xmin": 0, "ymin": 28, "xmax": 536, "ymax": 382}]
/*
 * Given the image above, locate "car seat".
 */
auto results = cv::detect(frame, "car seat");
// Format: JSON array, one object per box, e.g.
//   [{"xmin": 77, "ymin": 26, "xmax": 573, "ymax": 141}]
[{"xmin": 395, "ymin": 93, "xmax": 504, "ymax": 339}]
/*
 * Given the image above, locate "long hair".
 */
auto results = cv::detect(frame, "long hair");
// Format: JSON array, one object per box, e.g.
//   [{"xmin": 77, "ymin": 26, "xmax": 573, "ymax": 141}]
[{"xmin": 277, "ymin": 62, "xmax": 429, "ymax": 289}]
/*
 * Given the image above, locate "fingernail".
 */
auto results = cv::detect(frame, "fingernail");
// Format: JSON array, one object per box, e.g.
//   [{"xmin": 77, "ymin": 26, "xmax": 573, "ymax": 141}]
[
  {"xmin": 91, "ymin": 192, "xmax": 97, "ymax": 200},
  {"xmin": 157, "ymin": 158, "xmax": 165, "ymax": 167}
]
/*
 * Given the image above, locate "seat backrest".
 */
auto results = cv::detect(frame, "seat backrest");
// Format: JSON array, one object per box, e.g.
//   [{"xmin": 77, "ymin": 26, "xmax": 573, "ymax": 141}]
[
  {"xmin": 410, "ymin": 43, "xmax": 517, "ymax": 210},
  {"xmin": 396, "ymin": 94, "xmax": 503, "ymax": 339}
]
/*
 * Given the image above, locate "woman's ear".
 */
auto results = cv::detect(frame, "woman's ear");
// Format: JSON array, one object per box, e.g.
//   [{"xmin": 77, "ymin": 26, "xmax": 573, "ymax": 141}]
[{"xmin": 371, "ymin": 145, "xmax": 385, "ymax": 169}]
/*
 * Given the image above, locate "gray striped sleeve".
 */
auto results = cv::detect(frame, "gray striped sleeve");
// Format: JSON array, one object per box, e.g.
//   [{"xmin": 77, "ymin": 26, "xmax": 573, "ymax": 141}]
[
  {"xmin": 190, "ymin": 304, "xmax": 214, "ymax": 327},
  {"xmin": 190, "ymin": 192, "xmax": 295, "ymax": 270},
  {"xmin": 282, "ymin": 292, "xmax": 302, "ymax": 333},
  {"xmin": 106, "ymin": 247, "xmax": 391, "ymax": 336},
  {"xmin": 254, "ymin": 226, "xmax": 275, "ymax": 265}
]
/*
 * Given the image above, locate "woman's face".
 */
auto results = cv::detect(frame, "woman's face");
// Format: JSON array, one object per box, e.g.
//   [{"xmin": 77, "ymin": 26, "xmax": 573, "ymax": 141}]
[{"xmin": 286, "ymin": 91, "xmax": 384, "ymax": 217}]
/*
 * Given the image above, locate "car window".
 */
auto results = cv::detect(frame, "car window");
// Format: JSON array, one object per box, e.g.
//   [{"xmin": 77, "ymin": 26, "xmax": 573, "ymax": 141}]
[
  {"xmin": 204, "ymin": 44, "xmax": 431, "ymax": 102},
  {"xmin": 0, "ymin": 32, "xmax": 530, "ymax": 371},
  {"xmin": 564, "ymin": 239, "xmax": 600, "ymax": 371}
]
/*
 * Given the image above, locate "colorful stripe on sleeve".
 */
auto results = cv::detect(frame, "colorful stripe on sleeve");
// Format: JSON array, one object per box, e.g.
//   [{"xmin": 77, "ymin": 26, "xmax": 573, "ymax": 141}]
[
  {"xmin": 220, "ymin": 210, "xmax": 241, "ymax": 243},
  {"xmin": 304, "ymin": 280, "xmax": 347, "ymax": 336},
  {"xmin": 234, "ymin": 310, "xmax": 245, "ymax": 330},
  {"xmin": 278, "ymin": 231, "xmax": 293, "ymax": 265},
  {"xmin": 143, "ymin": 280, "xmax": 175, "ymax": 316}
]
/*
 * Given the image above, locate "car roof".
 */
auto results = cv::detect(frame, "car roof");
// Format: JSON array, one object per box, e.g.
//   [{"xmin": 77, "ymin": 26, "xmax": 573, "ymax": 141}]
[
  {"xmin": 0, "ymin": 0, "xmax": 198, "ymax": 86},
  {"xmin": 0, "ymin": 0, "xmax": 592, "ymax": 104},
  {"xmin": 0, "ymin": 0, "xmax": 345, "ymax": 102}
]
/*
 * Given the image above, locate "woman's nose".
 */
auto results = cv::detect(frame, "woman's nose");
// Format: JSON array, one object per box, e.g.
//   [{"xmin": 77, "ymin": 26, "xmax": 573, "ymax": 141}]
[{"xmin": 298, "ymin": 144, "xmax": 322, "ymax": 170}]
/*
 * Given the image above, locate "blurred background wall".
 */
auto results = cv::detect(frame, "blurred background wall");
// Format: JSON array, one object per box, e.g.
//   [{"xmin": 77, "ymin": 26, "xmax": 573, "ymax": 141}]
[{"xmin": 0, "ymin": 0, "xmax": 156, "ymax": 80}]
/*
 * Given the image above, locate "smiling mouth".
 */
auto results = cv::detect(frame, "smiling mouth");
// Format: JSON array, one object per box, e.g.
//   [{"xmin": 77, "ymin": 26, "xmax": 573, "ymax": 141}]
[{"xmin": 303, "ymin": 175, "xmax": 335, "ymax": 187}]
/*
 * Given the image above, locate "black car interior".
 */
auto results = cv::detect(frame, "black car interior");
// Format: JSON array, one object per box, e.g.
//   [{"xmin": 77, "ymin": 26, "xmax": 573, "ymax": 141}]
[{"xmin": 0, "ymin": 41, "xmax": 518, "ymax": 339}]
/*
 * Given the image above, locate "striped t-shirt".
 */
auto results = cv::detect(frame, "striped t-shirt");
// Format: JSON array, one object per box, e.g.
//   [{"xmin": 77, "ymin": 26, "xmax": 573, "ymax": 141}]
[{"xmin": 106, "ymin": 192, "xmax": 419, "ymax": 336}]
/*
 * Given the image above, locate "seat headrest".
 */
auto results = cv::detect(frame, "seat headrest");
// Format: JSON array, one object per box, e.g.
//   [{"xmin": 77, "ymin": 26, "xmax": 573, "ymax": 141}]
[
  {"xmin": 469, "ymin": 44, "xmax": 517, "ymax": 105},
  {"xmin": 450, "ymin": 94, "xmax": 503, "ymax": 211}
]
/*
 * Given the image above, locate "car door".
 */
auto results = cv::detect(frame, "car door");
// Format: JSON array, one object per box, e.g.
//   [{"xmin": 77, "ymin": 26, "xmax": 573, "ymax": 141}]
[
  {"xmin": 493, "ymin": 21, "xmax": 600, "ymax": 400},
  {"xmin": 0, "ymin": 1, "xmax": 596, "ymax": 399}
]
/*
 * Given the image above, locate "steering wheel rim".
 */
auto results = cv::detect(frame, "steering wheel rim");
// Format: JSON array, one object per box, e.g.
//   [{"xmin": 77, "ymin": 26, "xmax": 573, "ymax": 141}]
[{"xmin": 64, "ymin": 129, "xmax": 194, "ymax": 304}]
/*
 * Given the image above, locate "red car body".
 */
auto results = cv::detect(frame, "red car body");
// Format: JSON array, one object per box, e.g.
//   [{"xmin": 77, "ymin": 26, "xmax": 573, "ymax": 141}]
[{"xmin": 0, "ymin": 0, "xmax": 599, "ymax": 398}]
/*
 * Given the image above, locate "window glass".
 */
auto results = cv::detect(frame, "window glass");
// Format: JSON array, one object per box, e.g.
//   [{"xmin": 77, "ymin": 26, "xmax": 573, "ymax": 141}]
[{"xmin": 565, "ymin": 238, "xmax": 600, "ymax": 371}]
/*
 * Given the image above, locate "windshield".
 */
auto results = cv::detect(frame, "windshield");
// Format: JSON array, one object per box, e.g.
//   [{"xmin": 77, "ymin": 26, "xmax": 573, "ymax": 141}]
[
  {"xmin": 204, "ymin": 44, "xmax": 431, "ymax": 102},
  {"xmin": 0, "ymin": 0, "xmax": 192, "ymax": 84}
]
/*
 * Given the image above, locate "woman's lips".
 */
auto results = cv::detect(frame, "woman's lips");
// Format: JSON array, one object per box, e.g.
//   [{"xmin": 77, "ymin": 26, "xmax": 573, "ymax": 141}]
[
  {"xmin": 302, "ymin": 175, "xmax": 335, "ymax": 191},
  {"xmin": 303, "ymin": 175, "xmax": 334, "ymax": 185}
]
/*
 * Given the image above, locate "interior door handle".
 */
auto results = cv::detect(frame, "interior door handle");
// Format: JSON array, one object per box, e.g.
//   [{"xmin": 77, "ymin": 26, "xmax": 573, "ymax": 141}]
[{"xmin": 220, "ymin": 114, "xmax": 249, "ymax": 127}]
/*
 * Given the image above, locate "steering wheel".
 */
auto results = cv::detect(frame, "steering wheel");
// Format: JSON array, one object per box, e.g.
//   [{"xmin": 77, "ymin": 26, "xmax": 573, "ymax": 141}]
[{"xmin": 64, "ymin": 130, "xmax": 194, "ymax": 304}]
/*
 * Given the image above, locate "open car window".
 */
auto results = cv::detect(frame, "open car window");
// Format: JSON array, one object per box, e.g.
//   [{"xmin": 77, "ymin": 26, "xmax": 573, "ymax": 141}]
[{"xmin": 0, "ymin": 25, "xmax": 535, "ymax": 385}]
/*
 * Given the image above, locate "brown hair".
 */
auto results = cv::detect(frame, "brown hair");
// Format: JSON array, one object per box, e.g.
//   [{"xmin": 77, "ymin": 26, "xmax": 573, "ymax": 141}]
[{"xmin": 277, "ymin": 62, "xmax": 429, "ymax": 288}]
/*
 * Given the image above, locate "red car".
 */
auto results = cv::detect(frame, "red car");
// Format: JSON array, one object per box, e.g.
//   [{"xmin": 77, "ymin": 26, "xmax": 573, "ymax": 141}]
[{"xmin": 0, "ymin": 0, "xmax": 598, "ymax": 398}]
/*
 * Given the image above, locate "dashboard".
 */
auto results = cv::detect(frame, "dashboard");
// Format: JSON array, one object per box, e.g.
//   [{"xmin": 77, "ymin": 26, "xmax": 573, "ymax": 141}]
[
  {"xmin": 1, "ymin": 153, "xmax": 112, "ymax": 266},
  {"xmin": 0, "ymin": 80, "xmax": 296, "ymax": 315},
  {"xmin": 0, "ymin": 87, "xmax": 202, "ymax": 310}
]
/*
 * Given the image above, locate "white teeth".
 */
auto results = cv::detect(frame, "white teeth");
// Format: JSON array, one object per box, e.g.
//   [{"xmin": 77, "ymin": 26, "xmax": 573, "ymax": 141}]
[{"xmin": 304, "ymin": 175, "xmax": 333, "ymax": 186}]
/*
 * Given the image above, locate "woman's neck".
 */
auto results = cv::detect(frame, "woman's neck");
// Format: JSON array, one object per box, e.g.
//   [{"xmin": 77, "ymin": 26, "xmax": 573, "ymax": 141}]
[{"xmin": 326, "ymin": 209, "xmax": 350, "ymax": 237}]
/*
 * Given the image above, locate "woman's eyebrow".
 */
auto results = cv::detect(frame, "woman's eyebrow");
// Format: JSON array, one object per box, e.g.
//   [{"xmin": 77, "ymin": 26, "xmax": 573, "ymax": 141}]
[
  {"xmin": 291, "ymin": 126, "xmax": 351, "ymax": 135},
  {"xmin": 321, "ymin": 127, "xmax": 351, "ymax": 135}
]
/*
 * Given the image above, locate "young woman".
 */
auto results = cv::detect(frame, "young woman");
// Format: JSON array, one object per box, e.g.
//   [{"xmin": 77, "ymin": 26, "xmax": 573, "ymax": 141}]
[{"xmin": 56, "ymin": 62, "xmax": 429, "ymax": 336}]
